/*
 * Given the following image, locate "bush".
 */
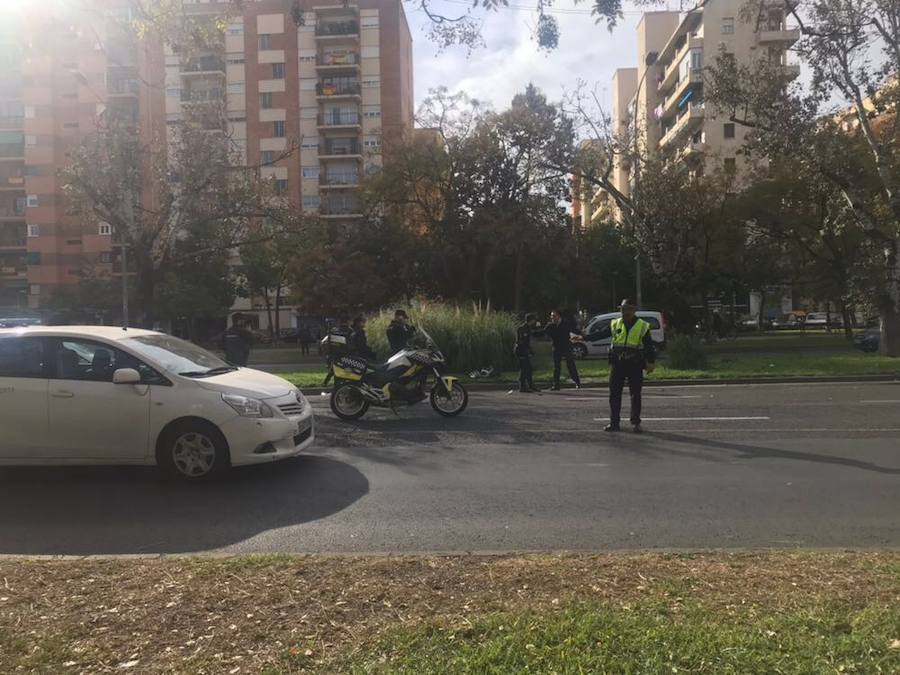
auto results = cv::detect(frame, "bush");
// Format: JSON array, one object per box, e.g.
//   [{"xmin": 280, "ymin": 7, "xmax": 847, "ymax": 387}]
[
  {"xmin": 666, "ymin": 334, "xmax": 709, "ymax": 370},
  {"xmin": 366, "ymin": 301, "xmax": 519, "ymax": 373}
]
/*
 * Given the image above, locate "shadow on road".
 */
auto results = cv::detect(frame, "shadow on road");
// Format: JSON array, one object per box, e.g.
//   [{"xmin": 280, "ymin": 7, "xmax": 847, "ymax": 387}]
[
  {"xmin": 647, "ymin": 432, "xmax": 900, "ymax": 475},
  {"xmin": 0, "ymin": 456, "xmax": 368, "ymax": 555}
]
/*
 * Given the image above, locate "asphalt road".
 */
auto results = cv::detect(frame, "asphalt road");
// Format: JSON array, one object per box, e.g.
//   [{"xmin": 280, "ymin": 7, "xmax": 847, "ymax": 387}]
[{"xmin": 1, "ymin": 382, "xmax": 898, "ymax": 555}]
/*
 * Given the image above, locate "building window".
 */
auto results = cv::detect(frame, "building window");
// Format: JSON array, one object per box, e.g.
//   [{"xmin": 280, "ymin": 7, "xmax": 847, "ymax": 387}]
[
  {"xmin": 227, "ymin": 82, "xmax": 245, "ymax": 95},
  {"xmin": 722, "ymin": 17, "xmax": 734, "ymax": 34},
  {"xmin": 26, "ymin": 195, "xmax": 38, "ymax": 208},
  {"xmin": 228, "ymin": 24, "xmax": 244, "ymax": 36},
  {"xmin": 63, "ymin": 121, "xmax": 79, "ymax": 129},
  {"xmin": 274, "ymin": 179, "xmax": 289, "ymax": 194},
  {"xmin": 362, "ymin": 78, "xmax": 380, "ymax": 88},
  {"xmin": 302, "ymin": 166, "xmax": 319, "ymax": 179},
  {"xmin": 724, "ymin": 157, "xmax": 737, "ymax": 174},
  {"xmin": 261, "ymin": 150, "xmax": 275, "ymax": 165},
  {"xmin": 25, "ymin": 135, "xmax": 37, "ymax": 147},
  {"xmin": 300, "ymin": 140, "xmax": 319, "ymax": 150},
  {"xmin": 302, "ymin": 195, "xmax": 320, "ymax": 210},
  {"xmin": 259, "ymin": 92, "xmax": 273, "ymax": 109},
  {"xmin": 258, "ymin": 34, "xmax": 271, "ymax": 50},
  {"xmin": 273, "ymin": 120, "xmax": 286, "ymax": 137},
  {"xmin": 100, "ymin": 252, "xmax": 112, "ymax": 263},
  {"xmin": 724, "ymin": 123, "xmax": 735, "ymax": 139},
  {"xmin": 227, "ymin": 57, "xmax": 245, "ymax": 65},
  {"xmin": 98, "ymin": 223, "xmax": 112, "ymax": 235},
  {"xmin": 272, "ymin": 63, "xmax": 285, "ymax": 79},
  {"xmin": 27, "ymin": 224, "xmax": 39, "ymax": 237}
]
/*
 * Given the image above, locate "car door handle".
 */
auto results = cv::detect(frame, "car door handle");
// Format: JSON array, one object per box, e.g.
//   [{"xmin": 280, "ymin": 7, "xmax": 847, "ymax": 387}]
[{"xmin": 51, "ymin": 390, "xmax": 75, "ymax": 398}]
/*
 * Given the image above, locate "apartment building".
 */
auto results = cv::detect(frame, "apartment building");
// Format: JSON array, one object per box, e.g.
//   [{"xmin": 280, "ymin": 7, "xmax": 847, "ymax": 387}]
[
  {"xmin": 581, "ymin": 0, "xmax": 799, "ymax": 222},
  {"xmin": 0, "ymin": 0, "xmax": 413, "ymax": 326}
]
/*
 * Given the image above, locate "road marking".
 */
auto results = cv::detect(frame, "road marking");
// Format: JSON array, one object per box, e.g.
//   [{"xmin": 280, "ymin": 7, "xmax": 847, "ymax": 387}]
[
  {"xmin": 593, "ymin": 416, "xmax": 770, "ymax": 422},
  {"xmin": 565, "ymin": 395, "xmax": 703, "ymax": 401},
  {"xmin": 860, "ymin": 400, "xmax": 900, "ymax": 403}
]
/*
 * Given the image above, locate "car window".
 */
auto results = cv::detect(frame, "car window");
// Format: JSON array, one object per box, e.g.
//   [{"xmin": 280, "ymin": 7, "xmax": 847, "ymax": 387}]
[
  {"xmin": 588, "ymin": 320, "xmax": 611, "ymax": 338},
  {"xmin": 640, "ymin": 316, "xmax": 661, "ymax": 329},
  {"xmin": 0, "ymin": 336, "xmax": 46, "ymax": 378},
  {"xmin": 50, "ymin": 338, "xmax": 167, "ymax": 385}
]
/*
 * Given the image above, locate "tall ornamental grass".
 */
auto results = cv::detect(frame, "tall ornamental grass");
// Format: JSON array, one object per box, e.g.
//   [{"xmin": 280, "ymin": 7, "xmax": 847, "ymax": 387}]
[{"xmin": 366, "ymin": 301, "xmax": 519, "ymax": 373}]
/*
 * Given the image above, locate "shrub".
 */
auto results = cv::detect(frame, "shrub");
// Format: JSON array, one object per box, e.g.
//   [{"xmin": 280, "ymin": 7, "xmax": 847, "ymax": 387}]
[
  {"xmin": 365, "ymin": 301, "xmax": 519, "ymax": 373},
  {"xmin": 666, "ymin": 334, "xmax": 709, "ymax": 370}
]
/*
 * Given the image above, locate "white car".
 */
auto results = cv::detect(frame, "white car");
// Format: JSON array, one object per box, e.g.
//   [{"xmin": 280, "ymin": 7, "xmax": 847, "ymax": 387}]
[
  {"xmin": 573, "ymin": 311, "xmax": 666, "ymax": 358},
  {"xmin": 0, "ymin": 326, "xmax": 314, "ymax": 480}
]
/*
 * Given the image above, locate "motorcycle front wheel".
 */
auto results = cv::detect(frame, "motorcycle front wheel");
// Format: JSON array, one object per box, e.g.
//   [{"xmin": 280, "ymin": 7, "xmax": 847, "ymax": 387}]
[
  {"xmin": 430, "ymin": 381, "xmax": 468, "ymax": 417},
  {"xmin": 331, "ymin": 383, "xmax": 370, "ymax": 420}
]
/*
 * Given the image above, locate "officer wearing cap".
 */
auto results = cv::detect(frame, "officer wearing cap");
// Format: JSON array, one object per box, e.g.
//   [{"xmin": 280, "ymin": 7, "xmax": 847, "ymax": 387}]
[{"xmin": 581, "ymin": 298, "xmax": 656, "ymax": 432}]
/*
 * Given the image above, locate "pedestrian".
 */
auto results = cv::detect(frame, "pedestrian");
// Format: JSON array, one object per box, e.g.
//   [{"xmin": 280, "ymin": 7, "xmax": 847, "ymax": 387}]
[
  {"xmin": 514, "ymin": 313, "xmax": 540, "ymax": 393},
  {"xmin": 581, "ymin": 298, "xmax": 656, "ymax": 433},
  {"xmin": 386, "ymin": 309, "xmax": 416, "ymax": 354},
  {"xmin": 299, "ymin": 326, "xmax": 312, "ymax": 356},
  {"xmin": 349, "ymin": 315, "xmax": 377, "ymax": 361},
  {"xmin": 541, "ymin": 308, "xmax": 582, "ymax": 391},
  {"xmin": 222, "ymin": 315, "xmax": 253, "ymax": 367}
]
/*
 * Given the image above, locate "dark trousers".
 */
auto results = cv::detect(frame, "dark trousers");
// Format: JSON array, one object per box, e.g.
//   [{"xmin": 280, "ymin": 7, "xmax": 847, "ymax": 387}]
[
  {"xmin": 609, "ymin": 359, "xmax": 644, "ymax": 425},
  {"xmin": 553, "ymin": 349, "xmax": 581, "ymax": 386},
  {"xmin": 518, "ymin": 355, "xmax": 534, "ymax": 391},
  {"xmin": 300, "ymin": 342, "xmax": 310, "ymax": 355}
]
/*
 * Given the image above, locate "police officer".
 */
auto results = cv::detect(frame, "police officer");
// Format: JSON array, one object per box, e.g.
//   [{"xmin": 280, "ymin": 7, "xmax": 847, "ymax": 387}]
[
  {"xmin": 349, "ymin": 315, "xmax": 376, "ymax": 361},
  {"xmin": 514, "ymin": 313, "xmax": 540, "ymax": 393},
  {"xmin": 386, "ymin": 309, "xmax": 417, "ymax": 354},
  {"xmin": 582, "ymin": 299, "xmax": 656, "ymax": 432},
  {"xmin": 542, "ymin": 309, "xmax": 582, "ymax": 391},
  {"xmin": 223, "ymin": 315, "xmax": 252, "ymax": 367}
]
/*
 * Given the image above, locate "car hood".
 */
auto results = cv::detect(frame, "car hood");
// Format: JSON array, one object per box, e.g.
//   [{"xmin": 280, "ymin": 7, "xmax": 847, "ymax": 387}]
[{"xmin": 192, "ymin": 368, "xmax": 296, "ymax": 399}]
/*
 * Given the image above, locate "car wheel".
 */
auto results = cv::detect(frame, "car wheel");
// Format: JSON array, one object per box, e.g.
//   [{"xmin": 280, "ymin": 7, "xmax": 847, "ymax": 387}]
[
  {"xmin": 157, "ymin": 420, "xmax": 230, "ymax": 481},
  {"xmin": 572, "ymin": 343, "xmax": 588, "ymax": 359}
]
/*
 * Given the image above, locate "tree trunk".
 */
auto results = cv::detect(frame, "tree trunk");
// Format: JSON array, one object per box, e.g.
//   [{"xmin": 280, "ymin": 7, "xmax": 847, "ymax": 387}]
[
  {"xmin": 262, "ymin": 288, "xmax": 274, "ymax": 341},
  {"xmin": 274, "ymin": 286, "xmax": 282, "ymax": 345},
  {"xmin": 513, "ymin": 243, "xmax": 525, "ymax": 313},
  {"xmin": 880, "ymin": 240, "xmax": 900, "ymax": 357},
  {"xmin": 840, "ymin": 301, "xmax": 853, "ymax": 342},
  {"xmin": 757, "ymin": 290, "xmax": 767, "ymax": 332}
]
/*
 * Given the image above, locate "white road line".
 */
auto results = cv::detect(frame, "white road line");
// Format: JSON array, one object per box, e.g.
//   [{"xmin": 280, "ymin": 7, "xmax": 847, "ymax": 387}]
[
  {"xmin": 565, "ymin": 395, "xmax": 703, "ymax": 401},
  {"xmin": 593, "ymin": 416, "xmax": 770, "ymax": 422},
  {"xmin": 859, "ymin": 400, "xmax": 900, "ymax": 403}
]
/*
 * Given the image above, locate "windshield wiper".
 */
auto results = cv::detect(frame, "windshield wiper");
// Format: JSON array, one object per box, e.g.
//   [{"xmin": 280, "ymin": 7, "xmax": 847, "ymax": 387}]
[{"xmin": 178, "ymin": 366, "xmax": 238, "ymax": 378}]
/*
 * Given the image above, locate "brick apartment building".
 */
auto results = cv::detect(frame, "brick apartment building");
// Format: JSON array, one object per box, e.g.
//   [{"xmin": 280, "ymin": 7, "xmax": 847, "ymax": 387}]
[{"xmin": 0, "ymin": 0, "xmax": 414, "ymax": 328}]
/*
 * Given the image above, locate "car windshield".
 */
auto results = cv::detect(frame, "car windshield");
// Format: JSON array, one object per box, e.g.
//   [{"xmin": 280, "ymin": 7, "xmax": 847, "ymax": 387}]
[{"xmin": 121, "ymin": 334, "xmax": 234, "ymax": 377}]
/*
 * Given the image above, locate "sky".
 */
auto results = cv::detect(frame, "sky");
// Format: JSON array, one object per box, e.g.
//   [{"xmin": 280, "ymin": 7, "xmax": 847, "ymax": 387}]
[{"xmin": 406, "ymin": 1, "xmax": 647, "ymax": 115}]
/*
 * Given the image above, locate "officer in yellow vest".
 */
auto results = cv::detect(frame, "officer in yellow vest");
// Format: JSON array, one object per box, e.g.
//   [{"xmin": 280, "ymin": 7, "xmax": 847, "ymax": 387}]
[{"xmin": 582, "ymin": 298, "xmax": 656, "ymax": 432}]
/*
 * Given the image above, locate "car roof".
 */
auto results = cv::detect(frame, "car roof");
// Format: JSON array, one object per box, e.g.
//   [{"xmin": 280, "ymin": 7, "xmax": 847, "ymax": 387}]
[
  {"xmin": 0, "ymin": 325, "xmax": 160, "ymax": 341},
  {"xmin": 589, "ymin": 311, "xmax": 662, "ymax": 321}
]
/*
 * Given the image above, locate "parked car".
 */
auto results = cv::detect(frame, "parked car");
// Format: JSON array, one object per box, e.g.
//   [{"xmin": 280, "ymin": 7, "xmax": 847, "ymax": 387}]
[
  {"xmin": 771, "ymin": 312, "xmax": 806, "ymax": 330},
  {"xmin": 853, "ymin": 327, "xmax": 880, "ymax": 353},
  {"xmin": 804, "ymin": 312, "xmax": 842, "ymax": 329},
  {"xmin": 0, "ymin": 326, "xmax": 314, "ymax": 480},
  {"xmin": 573, "ymin": 311, "xmax": 666, "ymax": 359}
]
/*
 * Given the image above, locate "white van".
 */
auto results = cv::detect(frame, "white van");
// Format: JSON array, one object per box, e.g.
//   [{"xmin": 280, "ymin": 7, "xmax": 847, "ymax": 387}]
[
  {"xmin": 573, "ymin": 311, "xmax": 666, "ymax": 358},
  {"xmin": 0, "ymin": 326, "xmax": 314, "ymax": 480}
]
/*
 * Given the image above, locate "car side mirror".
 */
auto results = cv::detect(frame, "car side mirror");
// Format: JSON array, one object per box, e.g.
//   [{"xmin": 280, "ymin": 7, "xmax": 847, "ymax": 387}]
[{"xmin": 113, "ymin": 368, "xmax": 141, "ymax": 385}]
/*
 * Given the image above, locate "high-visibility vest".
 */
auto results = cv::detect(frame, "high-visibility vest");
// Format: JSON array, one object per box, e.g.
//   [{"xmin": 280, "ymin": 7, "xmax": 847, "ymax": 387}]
[{"xmin": 611, "ymin": 317, "xmax": 650, "ymax": 351}]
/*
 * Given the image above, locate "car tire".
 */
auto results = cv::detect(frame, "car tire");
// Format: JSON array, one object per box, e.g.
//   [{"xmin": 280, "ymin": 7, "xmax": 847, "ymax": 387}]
[
  {"xmin": 156, "ymin": 420, "xmax": 230, "ymax": 481},
  {"xmin": 572, "ymin": 343, "xmax": 588, "ymax": 359}
]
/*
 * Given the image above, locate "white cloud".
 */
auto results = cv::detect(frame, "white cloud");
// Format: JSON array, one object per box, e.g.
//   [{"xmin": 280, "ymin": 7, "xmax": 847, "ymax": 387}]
[{"xmin": 408, "ymin": 4, "xmax": 643, "ymax": 114}]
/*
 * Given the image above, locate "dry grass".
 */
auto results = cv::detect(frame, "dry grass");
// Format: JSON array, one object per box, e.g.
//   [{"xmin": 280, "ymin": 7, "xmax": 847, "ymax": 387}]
[{"xmin": 0, "ymin": 552, "xmax": 897, "ymax": 673}]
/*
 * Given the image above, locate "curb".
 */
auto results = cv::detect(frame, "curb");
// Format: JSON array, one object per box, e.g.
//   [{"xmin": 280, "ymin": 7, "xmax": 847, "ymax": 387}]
[{"xmin": 301, "ymin": 374, "xmax": 900, "ymax": 395}]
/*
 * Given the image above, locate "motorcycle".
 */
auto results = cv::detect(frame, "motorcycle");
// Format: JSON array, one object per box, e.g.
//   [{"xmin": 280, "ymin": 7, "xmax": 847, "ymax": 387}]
[{"xmin": 328, "ymin": 327, "xmax": 468, "ymax": 421}]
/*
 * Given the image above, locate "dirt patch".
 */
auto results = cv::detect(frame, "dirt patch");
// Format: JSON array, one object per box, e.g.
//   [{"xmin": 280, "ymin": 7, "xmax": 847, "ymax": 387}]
[{"xmin": 0, "ymin": 552, "xmax": 897, "ymax": 673}]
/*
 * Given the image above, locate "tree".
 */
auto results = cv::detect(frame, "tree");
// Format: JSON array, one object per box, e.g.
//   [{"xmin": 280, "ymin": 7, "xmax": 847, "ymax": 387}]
[{"xmin": 706, "ymin": 0, "xmax": 900, "ymax": 353}]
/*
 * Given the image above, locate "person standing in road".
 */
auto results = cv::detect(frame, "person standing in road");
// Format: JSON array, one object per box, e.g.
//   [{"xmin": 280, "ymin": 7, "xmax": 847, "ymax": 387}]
[
  {"xmin": 298, "ymin": 326, "xmax": 312, "ymax": 356},
  {"xmin": 386, "ymin": 309, "xmax": 417, "ymax": 354},
  {"xmin": 542, "ymin": 309, "xmax": 582, "ymax": 391},
  {"xmin": 349, "ymin": 315, "xmax": 377, "ymax": 361},
  {"xmin": 514, "ymin": 313, "xmax": 540, "ymax": 393},
  {"xmin": 581, "ymin": 299, "xmax": 656, "ymax": 432},
  {"xmin": 223, "ymin": 315, "xmax": 253, "ymax": 367}
]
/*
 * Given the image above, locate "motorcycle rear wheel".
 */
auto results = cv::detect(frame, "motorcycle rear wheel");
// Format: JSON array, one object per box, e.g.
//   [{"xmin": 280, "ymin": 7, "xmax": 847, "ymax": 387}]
[
  {"xmin": 430, "ymin": 381, "xmax": 468, "ymax": 417},
  {"xmin": 331, "ymin": 383, "xmax": 370, "ymax": 420}
]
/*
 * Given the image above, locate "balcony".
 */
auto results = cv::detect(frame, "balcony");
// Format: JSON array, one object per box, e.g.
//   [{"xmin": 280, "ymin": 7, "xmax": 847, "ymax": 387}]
[
  {"xmin": 320, "ymin": 171, "xmax": 359, "ymax": 188},
  {"xmin": 659, "ymin": 102, "xmax": 705, "ymax": 149},
  {"xmin": 0, "ymin": 205, "xmax": 26, "ymax": 219},
  {"xmin": 107, "ymin": 78, "xmax": 139, "ymax": 97},
  {"xmin": 315, "ymin": 21, "xmax": 359, "ymax": 38},
  {"xmin": 680, "ymin": 140, "xmax": 707, "ymax": 160},
  {"xmin": 316, "ymin": 80, "xmax": 360, "ymax": 98},
  {"xmin": 316, "ymin": 52, "xmax": 359, "ymax": 70},
  {"xmin": 0, "ymin": 144, "xmax": 24, "ymax": 161},
  {"xmin": 320, "ymin": 139, "xmax": 361, "ymax": 158},
  {"xmin": 658, "ymin": 36, "xmax": 703, "ymax": 96},
  {"xmin": 0, "ymin": 116, "xmax": 23, "ymax": 129},
  {"xmin": 758, "ymin": 27, "xmax": 801, "ymax": 44},
  {"xmin": 320, "ymin": 197, "xmax": 363, "ymax": 217},
  {"xmin": 181, "ymin": 88, "xmax": 224, "ymax": 103},
  {"xmin": 181, "ymin": 56, "xmax": 226, "ymax": 76},
  {"xmin": 661, "ymin": 69, "xmax": 703, "ymax": 120},
  {"xmin": 317, "ymin": 112, "xmax": 360, "ymax": 129}
]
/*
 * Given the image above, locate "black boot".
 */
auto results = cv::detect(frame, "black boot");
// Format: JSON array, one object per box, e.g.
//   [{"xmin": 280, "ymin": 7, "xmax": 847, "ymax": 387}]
[{"xmin": 604, "ymin": 423, "xmax": 621, "ymax": 432}]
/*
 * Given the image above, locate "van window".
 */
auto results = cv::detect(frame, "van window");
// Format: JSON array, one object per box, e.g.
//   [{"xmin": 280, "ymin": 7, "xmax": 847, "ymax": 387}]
[{"xmin": 0, "ymin": 336, "xmax": 46, "ymax": 378}]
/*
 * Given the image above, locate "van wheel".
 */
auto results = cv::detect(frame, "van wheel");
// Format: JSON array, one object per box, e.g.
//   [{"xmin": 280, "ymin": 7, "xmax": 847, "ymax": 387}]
[
  {"xmin": 572, "ymin": 343, "xmax": 588, "ymax": 359},
  {"xmin": 157, "ymin": 420, "xmax": 230, "ymax": 481}
]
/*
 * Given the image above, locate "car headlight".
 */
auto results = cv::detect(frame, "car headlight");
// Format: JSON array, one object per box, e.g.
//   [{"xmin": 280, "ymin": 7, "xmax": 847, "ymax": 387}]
[
  {"xmin": 295, "ymin": 389, "xmax": 310, "ymax": 410},
  {"xmin": 222, "ymin": 394, "xmax": 274, "ymax": 418}
]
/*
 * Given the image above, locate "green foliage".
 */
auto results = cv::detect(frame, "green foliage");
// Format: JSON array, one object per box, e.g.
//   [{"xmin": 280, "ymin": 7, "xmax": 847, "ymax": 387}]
[
  {"xmin": 666, "ymin": 334, "xmax": 709, "ymax": 370},
  {"xmin": 364, "ymin": 301, "xmax": 518, "ymax": 372}
]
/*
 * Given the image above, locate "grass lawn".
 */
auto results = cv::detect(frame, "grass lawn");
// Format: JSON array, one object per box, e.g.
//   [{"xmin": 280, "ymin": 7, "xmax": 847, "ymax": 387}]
[
  {"xmin": 282, "ymin": 349, "xmax": 900, "ymax": 388},
  {"xmin": 1, "ymin": 553, "xmax": 897, "ymax": 674}
]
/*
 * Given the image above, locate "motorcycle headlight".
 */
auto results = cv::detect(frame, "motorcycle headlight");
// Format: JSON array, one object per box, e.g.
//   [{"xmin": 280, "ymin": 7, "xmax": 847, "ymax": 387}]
[{"xmin": 222, "ymin": 394, "xmax": 274, "ymax": 418}]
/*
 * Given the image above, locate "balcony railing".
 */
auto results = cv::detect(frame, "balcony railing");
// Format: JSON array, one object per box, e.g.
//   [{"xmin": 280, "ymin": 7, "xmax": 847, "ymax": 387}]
[
  {"xmin": 181, "ymin": 56, "xmax": 226, "ymax": 73},
  {"xmin": 321, "ymin": 139, "xmax": 361, "ymax": 155},
  {"xmin": 316, "ymin": 81, "xmax": 360, "ymax": 96},
  {"xmin": 0, "ymin": 205, "xmax": 26, "ymax": 218},
  {"xmin": 321, "ymin": 171, "xmax": 359, "ymax": 186},
  {"xmin": 317, "ymin": 112, "xmax": 360, "ymax": 127},
  {"xmin": 0, "ymin": 237, "xmax": 26, "ymax": 247},
  {"xmin": 315, "ymin": 21, "xmax": 359, "ymax": 36},
  {"xmin": 321, "ymin": 197, "xmax": 361, "ymax": 215},
  {"xmin": 0, "ymin": 115, "xmax": 23, "ymax": 128},
  {"xmin": 108, "ymin": 79, "xmax": 139, "ymax": 95},
  {"xmin": 317, "ymin": 52, "xmax": 359, "ymax": 66},
  {"xmin": 181, "ymin": 89, "xmax": 223, "ymax": 102}
]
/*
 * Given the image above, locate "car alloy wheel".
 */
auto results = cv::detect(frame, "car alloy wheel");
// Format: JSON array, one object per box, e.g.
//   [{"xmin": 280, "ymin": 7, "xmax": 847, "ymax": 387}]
[{"xmin": 172, "ymin": 431, "xmax": 217, "ymax": 478}]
